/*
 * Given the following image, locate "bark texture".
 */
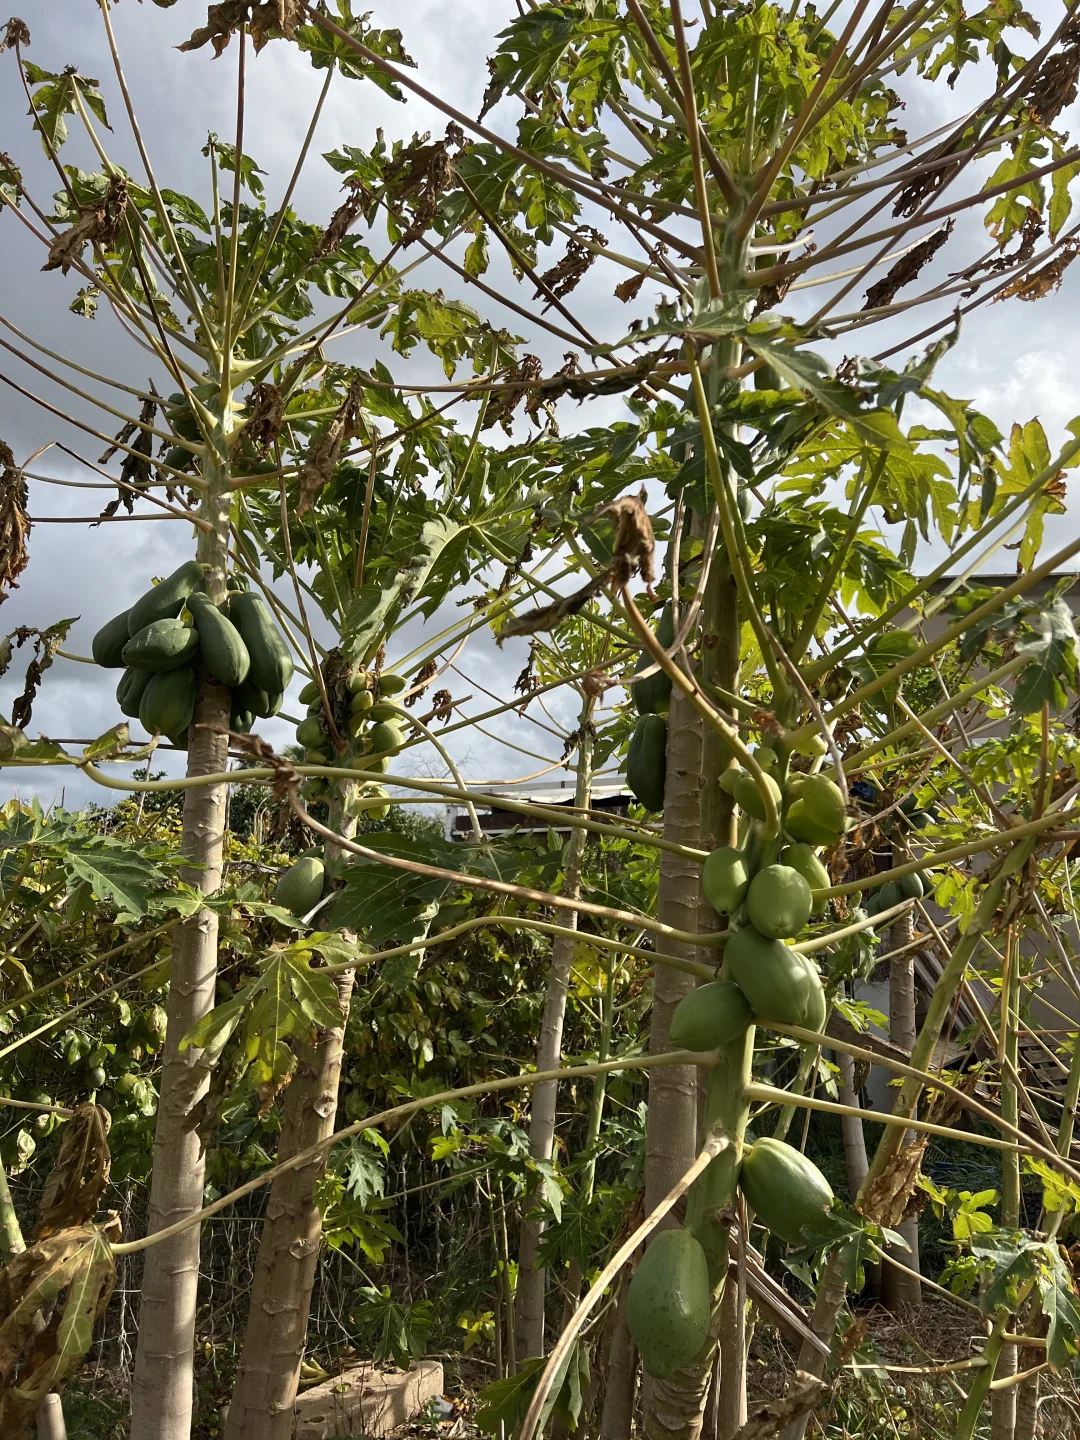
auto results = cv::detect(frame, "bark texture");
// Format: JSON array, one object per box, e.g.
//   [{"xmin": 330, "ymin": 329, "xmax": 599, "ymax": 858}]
[
  {"xmin": 131, "ymin": 470, "xmax": 233, "ymax": 1440},
  {"xmin": 598, "ymin": 1274, "xmax": 637, "ymax": 1440},
  {"xmin": 715, "ymin": 1271, "xmax": 747, "ymax": 1440},
  {"xmin": 516, "ymin": 713, "xmax": 594, "ymax": 1360},
  {"xmin": 644, "ymin": 687, "xmax": 702, "ymax": 1217},
  {"xmin": 224, "ymin": 970, "xmax": 355, "ymax": 1440}
]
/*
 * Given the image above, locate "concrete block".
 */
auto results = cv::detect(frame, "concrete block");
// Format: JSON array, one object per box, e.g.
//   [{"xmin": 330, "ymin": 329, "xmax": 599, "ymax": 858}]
[{"xmin": 294, "ymin": 1360, "xmax": 444, "ymax": 1438}]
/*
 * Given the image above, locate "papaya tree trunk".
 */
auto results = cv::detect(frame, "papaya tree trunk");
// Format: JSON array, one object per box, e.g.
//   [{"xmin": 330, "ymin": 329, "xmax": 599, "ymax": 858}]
[
  {"xmin": 715, "ymin": 1266, "xmax": 747, "ymax": 1440},
  {"xmin": 223, "ymin": 968, "xmax": 355, "ymax": 1440},
  {"xmin": 598, "ymin": 1273, "xmax": 637, "ymax": 1440},
  {"xmin": 993, "ymin": 930, "xmax": 1021, "ymax": 1440},
  {"xmin": 880, "ymin": 897, "xmax": 920, "ymax": 1311},
  {"xmin": 516, "ymin": 701, "xmax": 595, "ymax": 1361},
  {"xmin": 131, "ymin": 453, "xmax": 233, "ymax": 1440}
]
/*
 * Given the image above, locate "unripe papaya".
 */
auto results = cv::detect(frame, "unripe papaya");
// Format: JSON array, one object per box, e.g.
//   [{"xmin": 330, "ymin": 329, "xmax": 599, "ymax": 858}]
[
  {"xmin": 126, "ymin": 560, "xmax": 206, "ymax": 637},
  {"xmin": 188, "ymin": 593, "xmax": 250, "ymax": 687},
  {"xmin": 231, "ymin": 709, "xmax": 255, "ymax": 734},
  {"xmin": 140, "ymin": 667, "xmax": 197, "ymax": 737},
  {"xmin": 753, "ymin": 746, "xmax": 778, "ymax": 770},
  {"xmin": 163, "ymin": 445, "xmax": 194, "ymax": 472},
  {"xmin": 365, "ymin": 786, "xmax": 390, "ymax": 821},
  {"xmin": 233, "ymin": 679, "xmax": 275, "ymax": 720},
  {"xmin": 791, "ymin": 730, "xmax": 829, "ymax": 759},
  {"xmin": 123, "ymin": 618, "xmax": 200, "ymax": 673},
  {"xmin": 350, "ymin": 689, "xmax": 374, "ymax": 714},
  {"xmin": 305, "ymin": 749, "xmax": 331, "ymax": 766},
  {"xmin": 733, "ymin": 770, "xmax": 781, "ymax": 822},
  {"xmin": 669, "ymin": 980, "xmax": 752, "ymax": 1051},
  {"xmin": 719, "ymin": 766, "xmax": 742, "ymax": 796},
  {"xmin": 627, "ymin": 714, "xmax": 666, "ymax": 812},
  {"xmin": 348, "ymin": 712, "xmax": 367, "ymax": 740},
  {"xmin": 724, "ymin": 927, "xmax": 826, "ymax": 1032},
  {"xmin": 346, "ymin": 671, "xmax": 369, "ymax": 694},
  {"xmin": 785, "ymin": 798, "xmax": 843, "ymax": 847},
  {"xmin": 626, "ymin": 1228, "xmax": 711, "ymax": 1379},
  {"xmin": 369, "ymin": 720, "xmax": 405, "ymax": 755},
  {"xmin": 229, "ymin": 591, "xmax": 294, "ymax": 694},
  {"xmin": 630, "ymin": 604, "xmax": 674, "ymax": 716},
  {"xmin": 296, "ymin": 715, "xmax": 327, "ymax": 749},
  {"xmin": 738, "ymin": 1137, "xmax": 834, "ymax": 1246},
  {"xmin": 780, "ymin": 844, "xmax": 830, "ymax": 911},
  {"xmin": 362, "ymin": 754, "xmax": 390, "ymax": 774},
  {"xmin": 746, "ymin": 864, "xmax": 813, "ymax": 940},
  {"xmin": 877, "ymin": 880, "xmax": 902, "ymax": 910},
  {"xmin": 800, "ymin": 774, "xmax": 846, "ymax": 832},
  {"xmin": 116, "ymin": 666, "xmax": 152, "ymax": 719},
  {"xmin": 301, "ymin": 778, "xmax": 327, "ymax": 800},
  {"xmin": 93, "ymin": 609, "xmax": 134, "ymax": 669},
  {"xmin": 702, "ymin": 847, "xmax": 749, "ymax": 914},
  {"xmin": 299, "ymin": 679, "xmax": 322, "ymax": 705},
  {"xmin": 378, "ymin": 672, "xmax": 407, "ymax": 695},
  {"xmin": 901, "ymin": 870, "xmax": 925, "ymax": 900},
  {"xmin": 275, "ymin": 855, "xmax": 325, "ymax": 917},
  {"xmin": 368, "ymin": 700, "xmax": 404, "ymax": 723}
]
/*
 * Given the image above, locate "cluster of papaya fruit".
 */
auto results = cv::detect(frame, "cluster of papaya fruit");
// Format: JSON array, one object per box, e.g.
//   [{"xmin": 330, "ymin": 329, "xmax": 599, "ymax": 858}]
[
  {"xmin": 625, "ymin": 604, "xmax": 674, "ymax": 811},
  {"xmin": 627, "ymin": 1135, "xmax": 837, "ymax": 1377},
  {"xmin": 274, "ymin": 665, "xmax": 412, "ymax": 920},
  {"xmin": 91, "ymin": 560, "xmax": 293, "ymax": 747}
]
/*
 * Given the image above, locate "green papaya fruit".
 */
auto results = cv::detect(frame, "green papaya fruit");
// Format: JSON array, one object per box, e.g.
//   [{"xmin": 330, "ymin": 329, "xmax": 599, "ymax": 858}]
[
  {"xmin": 780, "ymin": 844, "xmax": 830, "ymax": 909},
  {"xmin": 231, "ymin": 709, "xmax": 255, "ymax": 734},
  {"xmin": 365, "ymin": 786, "xmax": 391, "ymax": 821},
  {"xmin": 301, "ymin": 778, "xmax": 327, "ymax": 800},
  {"xmin": 228, "ymin": 591, "xmax": 294, "ymax": 694},
  {"xmin": 350, "ymin": 689, "xmax": 374, "ymax": 714},
  {"xmin": 296, "ymin": 715, "xmax": 327, "ymax": 749},
  {"xmin": 123, "ymin": 618, "xmax": 200, "ymax": 673},
  {"xmin": 362, "ymin": 754, "xmax": 390, "ymax": 774},
  {"xmin": 378, "ymin": 672, "xmax": 407, "ymax": 695},
  {"xmin": 274, "ymin": 855, "xmax": 325, "ymax": 917},
  {"xmin": 261, "ymin": 691, "xmax": 284, "ymax": 718},
  {"xmin": 785, "ymin": 799, "xmax": 843, "ymax": 847},
  {"xmin": 800, "ymin": 774, "xmax": 847, "ymax": 832},
  {"xmin": 369, "ymin": 720, "xmax": 405, "ymax": 755},
  {"xmin": 346, "ymin": 671, "xmax": 369, "ymax": 694},
  {"xmin": 719, "ymin": 767, "xmax": 742, "ymax": 796},
  {"xmin": 298, "ymin": 679, "xmax": 322, "ymax": 705},
  {"xmin": 724, "ymin": 927, "xmax": 827, "ymax": 1032},
  {"xmin": 168, "ymin": 727, "xmax": 189, "ymax": 751},
  {"xmin": 139, "ymin": 666, "xmax": 196, "ymax": 737},
  {"xmin": 753, "ymin": 746, "xmax": 778, "ymax": 770},
  {"xmin": 627, "ymin": 714, "xmax": 666, "ymax": 812},
  {"xmin": 733, "ymin": 770, "xmax": 782, "ymax": 822},
  {"xmin": 701, "ymin": 847, "xmax": 750, "ymax": 914},
  {"xmin": 126, "ymin": 560, "xmax": 206, "ymax": 637},
  {"xmin": 876, "ymin": 880, "xmax": 902, "ymax": 911},
  {"xmin": 187, "ymin": 593, "xmax": 250, "ymax": 687},
  {"xmin": 116, "ymin": 667, "xmax": 152, "ymax": 719},
  {"xmin": 669, "ymin": 980, "xmax": 752, "ymax": 1051},
  {"xmin": 626, "ymin": 1228, "xmax": 711, "ymax": 1379},
  {"xmin": 791, "ymin": 731, "xmax": 829, "ymax": 759},
  {"xmin": 900, "ymin": 870, "xmax": 924, "ymax": 900},
  {"xmin": 631, "ymin": 604, "xmax": 674, "ymax": 716},
  {"xmin": 738, "ymin": 1137, "xmax": 835, "ymax": 1246},
  {"xmin": 348, "ymin": 712, "xmax": 367, "ymax": 740},
  {"xmin": 93, "ymin": 609, "xmax": 134, "ymax": 668},
  {"xmin": 737, "ymin": 486, "xmax": 752, "ymax": 521},
  {"xmin": 746, "ymin": 864, "xmax": 814, "ymax": 940},
  {"xmin": 305, "ymin": 749, "xmax": 331, "ymax": 766},
  {"xmin": 233, "ymin": 679, "xmax": 270, "ymax": 720}
]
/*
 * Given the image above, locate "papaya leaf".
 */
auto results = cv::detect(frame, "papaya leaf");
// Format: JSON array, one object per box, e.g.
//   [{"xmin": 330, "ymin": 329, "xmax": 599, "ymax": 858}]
[
  {"xmin": 178, "ymin": 996, "xmax": 246, "ymax": 1064},
  {"xmin": 62, "ymin": 840, "xmax": 166, "ymax": 919},
  {"xmin": 342, "ymin": 513, "xmax": 463, "ymax": 666}
]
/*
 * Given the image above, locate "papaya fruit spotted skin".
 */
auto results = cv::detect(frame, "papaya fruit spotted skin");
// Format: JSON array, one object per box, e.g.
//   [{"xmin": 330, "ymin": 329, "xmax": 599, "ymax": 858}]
[
  {"xmin": 702, "ymin": 847, "xmax": 750, "ymax": 915},
  {"xmin": 738, "ymin": 1138, "xmax": 834, "ymax": 1246},
  {"xmin": 626, "ymin": 1228, "xmax": 711, "ymax": 1379},
  {"xmin": 780, "ymin": 844, "xmax": 830, "ymax": 910},
  {"xmin": 229, "ymin": 591, "xmax": 294, "ymax": 695},
  {"xmin": 799, "ymin": 774, "xmax": 847, "ymax": 832},
  {"xmin": 139, "ymin": 666, "xmax": 197, "ymax": 737},
  {"xmin": 900, "ymin": 870, "xmax": 925, "ymax": 900},
  {"xmin": 93, "ymin": 610, "xmax": 134, "ymax": 669},
  {"xmin": 669, "ymin": 980, "xmax": 752, "ymax": 1051},
  {"xmin": 126, "ymin": 560, "xmax": 206, "ymax": 637},
  {"xmin": 746, "ymin": 864, "xmax": 813, "ymax": 940},
  {"xmin": 724, "ymin": 926, "xmax": 827, "ymax": 1031},
  {"xmin": 627, "ymin": 714, "xmax": 666, "ymax": 812}
]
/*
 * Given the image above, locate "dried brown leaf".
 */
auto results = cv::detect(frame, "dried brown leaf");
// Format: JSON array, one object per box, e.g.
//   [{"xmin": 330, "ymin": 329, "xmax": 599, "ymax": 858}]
[
  {"xmin": 482, "ymin": 353, "xmax": 543, "ymax": 433},
  {"xmin": 297, "ymin": 376, "xmax": 363, "ymax": 516},
  {"xmin": 317, "ymin": 178, "xmax": 366, "ymax": 258},
  {"xmin": 995, "ymin": 240, "xmax": 1080, "ymax": 302},
  {"xmin": 497, "ymin": 572, "xmax": 611, "ymax": 644},
  {"xmin": 35, "ymin": 1104, "xmax": 112, "ymax": 1241},
  {"xmin": 178, "ymin": 0, "xmax": 301, "ymax": 56},
  {"xmin": 0, "ymin": 17, "xmax": 29, "ymax": 51},
  {"xmin": 42, "ymin": 176, "xmax": 128, "ymax": 276},
  {"xmin": 731, "ymin": 1373, "xmax": 826, "ymax": 1440},
  {"xmin": 9, "ymin": 619, "xmax": 74, "ymax": 731},
  {"xmin": 863, "ymin": 221, "xmax": 954, "ymax": 311},
  {"xmin": 0, "ymin": 444, "xmax": 30, "ymax": 604},
  {"xmin": 1026, "ymin": 19, "xmax": 1080, "ymax": 126},
  {"xmin": 536, "ymin": 225, "xmax": 606, "ymax": 305},
  {"xmin": 243, "ymin": 381, "xmax": 285, "ymax": 455},
  {"xmin": 858, "ymin": 1138, "xmax": 927, "ymax": 1226},
  {"xmin": 586, "ymin": 489, "xmax": 656, "ymax": 589},
  {"xmin": 614, "ymin": 273, "xmax": 646, "ymax": 303}
]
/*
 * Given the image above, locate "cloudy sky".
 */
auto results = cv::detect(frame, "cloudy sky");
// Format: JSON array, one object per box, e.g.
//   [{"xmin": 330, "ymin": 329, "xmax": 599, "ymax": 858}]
[{"xmin": 1, "ymin": 0, "xmax": 1078, "ymax": 813}]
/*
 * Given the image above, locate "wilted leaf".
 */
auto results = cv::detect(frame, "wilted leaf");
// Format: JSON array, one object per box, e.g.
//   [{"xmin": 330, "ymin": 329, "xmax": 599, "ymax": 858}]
[{"xmin": 36, "ymin": 1105, "xmax": 111, "ymax": 1240}]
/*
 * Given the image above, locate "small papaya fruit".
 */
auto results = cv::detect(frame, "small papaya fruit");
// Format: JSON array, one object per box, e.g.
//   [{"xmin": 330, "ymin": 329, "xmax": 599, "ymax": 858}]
[
  {"xmin": 296, "ymin": 715, "xmax": 327, "ymax": 750},
  {"xmin": 701, "ymin": 847, "xmax": 749, "ymax": 914},
  {"xmin": 669, "ymin": 980, "xmax": 752, "ymax": 1051},
  {"xmin": 746, "ymin": 864, "xmax": 814, "ymax": 940},
  {"xmin": 901, "ymin": 870, "xmax": 926, "ymax": 900},
  {"xmin": 738, "ymin": 1138, "xmax": 835, "ymax": 1246},
  {"xmin": 298, "ymin": 679, "xmax": 322, "ymax": 705},
  {"xmin": 627, "ymin": 714, "xmax": 666, "ymax": 812},
  {"xmin": 93, "ymin": 609, "xmax": 134, "ymax": 669},
  {"xmin": 274, "ymin": 855, "xmax": 325, "ymax": 918},
  {"xmin": 800, "ymin": 774, "xmax": 847, "ymax": 832},
  {"xmin": 780, "ymin": 844, "xmax": 830, "ymax": 909},
  {"xmin": 369, "ymin": 720, "xmax": 405, "ymax": 755},
  {"xmin": 733, "ymin": 770, "xmax": 782, "ymax": 822},
  {"xmin": 785, "ymin": 799, "xmax": 843, "ymax": 847},
  {"xmin": 724, "ymin": 927, "xmax": 826, "ymax": 1032},
  {"xmin": 378, "ymin": 672, "xmax": 407, "ymax": 695}
]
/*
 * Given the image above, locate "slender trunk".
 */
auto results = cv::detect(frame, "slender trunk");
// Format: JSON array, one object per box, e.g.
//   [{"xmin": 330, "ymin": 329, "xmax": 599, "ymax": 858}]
[
  {"xmin": 0, "ymin": 1164, "xmax": 67, "ymax": 1438},
  {"xmin": 599, "ymin": 1274, "xmax": 637, "ymax": 1440},
  {"xmin": 644, "ymin": 685, "xmax": 702, "ymax": 1217},
  {"xmin": 993, "ymin": 930, "xmax": 1021, "ymax": 1440},
  {"xmin": 881, "ymin": 897, "xmax": 921, "ymax": 1311},
  {"xmin": 782, "ymin": 837, "xmax": 1040, "ymax": 1440},
  {"xmin": 131, "ymin": 451, "xmax": 233, "ymax": 1440},
  {"xmin": 1013, "ymin": 1331, "xmax": 1045, "ymax": 1440},
  {"xmin": 516, "ymin": 703, "xmax": 594, "ymax": 1361},
  {"xmin": 836, "ymin": 1047, "xmax": 878, "ymax": 1296},
  {"xmin": 715, "ymin": 1266, "xmax": 747, "ymax": 1440},
  {"xmin": 223, "ymin": 969, "xmax": 355, "ymax": 1440}
]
